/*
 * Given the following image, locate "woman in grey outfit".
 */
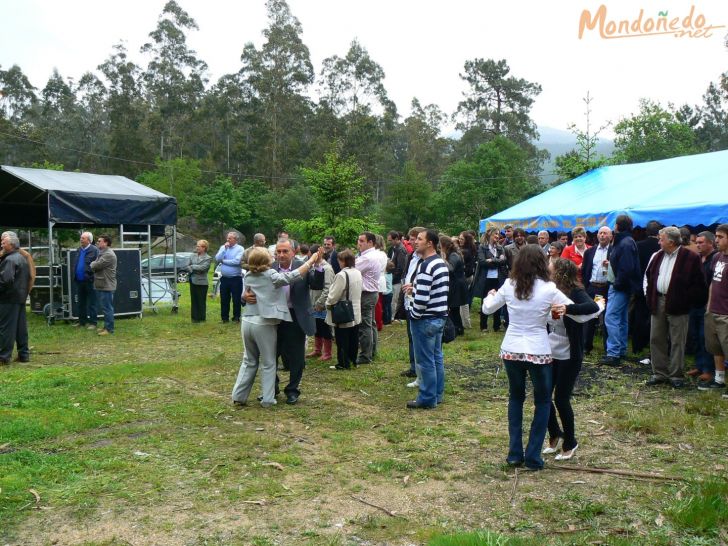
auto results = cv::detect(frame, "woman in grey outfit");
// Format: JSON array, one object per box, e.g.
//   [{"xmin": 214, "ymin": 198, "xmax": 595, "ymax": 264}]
[
  {"xmin": 188, "ymin": 239, "xmax": 212, "ymax": 322},
  {"xmin": 232, "ymin": 246, "xmax": 322, "ymax": 407}
]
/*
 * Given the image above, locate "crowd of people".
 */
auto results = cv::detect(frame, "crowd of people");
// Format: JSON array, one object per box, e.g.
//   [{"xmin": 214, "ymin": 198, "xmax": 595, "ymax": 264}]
[{"xmin": 1, "ymin": 216, "xmax": 727, "ymax": 469}]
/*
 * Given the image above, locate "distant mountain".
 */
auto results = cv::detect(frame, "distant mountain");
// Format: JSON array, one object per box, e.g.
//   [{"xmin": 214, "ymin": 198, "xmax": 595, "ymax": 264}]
[{"xmin": 536, "ymin": 126, "xmax": 614, "ymax": 185}]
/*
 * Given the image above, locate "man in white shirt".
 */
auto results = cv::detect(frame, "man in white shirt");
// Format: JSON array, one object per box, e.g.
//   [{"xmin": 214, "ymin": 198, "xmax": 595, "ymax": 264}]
[
  {"xmin": 582, "ymin": 226, "xmax": 612, "ymax": 354},
  {"xmin": 355, "ymin": 232, "xmax": 382, "ymax": 364}
]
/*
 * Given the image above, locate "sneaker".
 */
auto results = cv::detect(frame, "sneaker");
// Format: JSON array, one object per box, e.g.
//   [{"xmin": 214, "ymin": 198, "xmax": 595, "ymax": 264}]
[
  {"xmin": 87, "ymin": 325, "xmax": 98, "ymax": 331},
  {"xmin": 697, "ymin": 380, "xmax": 726, "ymax": 391},
  {"xmin": 406, "ymin": 379, "xmax": 420, "ymax": 388},
  {"xmin": 97, "ymin": 329, "xmax": 111, "ymax": 336}
]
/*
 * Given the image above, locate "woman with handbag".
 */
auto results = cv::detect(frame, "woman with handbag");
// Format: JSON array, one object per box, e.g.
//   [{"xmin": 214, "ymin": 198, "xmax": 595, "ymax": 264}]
[
  {"xmin": 473, "ymin": 228, "xmax": 508, "ymax": 332},
  {"xmin": 325, "ymin": 249, "xmax": 363, "ymax": 370}
]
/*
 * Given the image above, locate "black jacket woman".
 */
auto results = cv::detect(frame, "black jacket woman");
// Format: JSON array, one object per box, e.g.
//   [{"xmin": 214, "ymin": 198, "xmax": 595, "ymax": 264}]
[
  {"xmin": 472, "ymin": 228, "xmax": 508, "ymax": 332},
  {"xmin": 459, "ymin": 231, "xmax": 478, "ymax": 329},
  {"xmin": 440, "ymin": 235, "xmax": 468, "ymax": 337},
  {"xmin": 544, "ymin": 258, "xmax": 601, "ymax": 461}
]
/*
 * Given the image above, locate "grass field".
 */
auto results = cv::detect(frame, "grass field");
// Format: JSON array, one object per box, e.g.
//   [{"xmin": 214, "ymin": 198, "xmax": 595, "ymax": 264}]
[{"xmin": 1, "ymin": 286, "xmax": 727, "ymax": 545}]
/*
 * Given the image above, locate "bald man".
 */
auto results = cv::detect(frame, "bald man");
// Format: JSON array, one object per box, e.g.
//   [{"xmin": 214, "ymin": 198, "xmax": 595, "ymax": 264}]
[{"xmin": 582, "ymin": 226, "xmax": 613, "ymax": 354}]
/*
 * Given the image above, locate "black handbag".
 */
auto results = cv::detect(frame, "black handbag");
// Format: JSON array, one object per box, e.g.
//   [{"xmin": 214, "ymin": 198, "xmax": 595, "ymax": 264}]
[
  {"xmin": 331, "ymin": 271, "xmax": 355, "ymax": 325},
  {"xmin": 442, "ymin": 316, "xmax": 457, "ymax": 343},
  {"xmin": 308, "ymin": 267, "xmax": 325, "ymax": 291}
]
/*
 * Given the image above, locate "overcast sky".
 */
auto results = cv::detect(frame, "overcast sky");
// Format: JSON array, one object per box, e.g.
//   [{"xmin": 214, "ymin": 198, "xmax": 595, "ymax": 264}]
[{"xmin": 2, "ymin": 0, "xmax": 727, "ymax": 137}]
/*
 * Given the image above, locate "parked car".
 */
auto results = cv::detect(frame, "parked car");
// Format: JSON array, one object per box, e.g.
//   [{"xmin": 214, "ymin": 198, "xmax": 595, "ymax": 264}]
[{"xmin": 141, "ymin": 252, "xmax": 195, "ymax": 283}]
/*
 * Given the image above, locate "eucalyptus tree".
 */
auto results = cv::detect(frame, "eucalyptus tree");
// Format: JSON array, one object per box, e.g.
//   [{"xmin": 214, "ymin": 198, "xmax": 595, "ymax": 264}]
[
  {"xmin": 0, "ymin": 64, "xmax": 38, "ymax": 164},
  {"xmin": 318, "ymin": 39, "xmax": 398, "ymax": 196},
  {"xmin": 98, "ymin": 43, "xmax": 153, "ymax": 177},
  {"xmin": 0, "ymin": 64, "xmax": 37, "ymax": 124},
  {"xmin": 397, "ymin": 98, "xmax": 452, "ymax": 180},
  {"xmin": 34, "ymin": 69, "xmax": 80, "ymax": 166},
  {"xmin": 238, "ymin": 0, "xmax": 314, "ymax": 180},
  {"xmin": 141, "ymin": 0, "xmax": 208, "ymax": 160},
  {"xmin": 74, "ymin": 72, "xmax": 110, "ymax": 172}
]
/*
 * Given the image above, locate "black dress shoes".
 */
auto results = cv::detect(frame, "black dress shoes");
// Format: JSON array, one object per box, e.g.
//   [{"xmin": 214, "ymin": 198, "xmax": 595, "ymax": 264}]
[
  {"xmin": 645, "ymin": 375, "xmax": 667, "ymax": 386},
  {"xmin": 599, "ymin": 355, "xmax": 622, "ymax": 367},
  {"xmin": 406, "ymin": 400, "xmax": 435, "ymax": 410},
  {"xmin": 286, "ymin": 394, "xmax": 299, "ymax": 405}
]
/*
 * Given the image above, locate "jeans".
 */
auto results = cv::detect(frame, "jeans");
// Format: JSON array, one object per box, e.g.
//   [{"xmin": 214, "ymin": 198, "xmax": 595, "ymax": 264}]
[
  {"xmin": 96, "ymin": 290, "xmax": 115, "ymax": 333},
  {"xmin": 605, "ymin": 286, "xmax": 630, "ymax": 358},
  {"xmin": 411, "ymin": 316, "xmax": 446, "ymax": 407},
  {"xmin": 382, "ymin": 293, "xmax": 393, "ymax": 324},
  {"xmin": 689, "ymin": 306, "xmax": 714, "ymax": 374},
  {"xmin": 504, "ymin": 360, "xmax": 552, "ymax": 469}
]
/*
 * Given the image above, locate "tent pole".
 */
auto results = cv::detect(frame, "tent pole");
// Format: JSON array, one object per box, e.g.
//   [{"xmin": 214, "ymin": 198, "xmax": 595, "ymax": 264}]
[
  {"xmin": 172, "ymin": 225, "xmax": 179, "ymax": 313},
  {"xmin": 47, "ymin": 219, "xmax": 54, "ymax": 325},
  {"xmin": 147, "ymin": 225, "xmax": 153, "ymax": 309}
]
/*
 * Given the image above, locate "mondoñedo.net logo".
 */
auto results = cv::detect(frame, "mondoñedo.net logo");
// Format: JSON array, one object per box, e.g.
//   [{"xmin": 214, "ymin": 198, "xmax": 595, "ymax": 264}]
[{"xmin": 578, "ymin": 4, "xmax": 725, "ymax": 39}]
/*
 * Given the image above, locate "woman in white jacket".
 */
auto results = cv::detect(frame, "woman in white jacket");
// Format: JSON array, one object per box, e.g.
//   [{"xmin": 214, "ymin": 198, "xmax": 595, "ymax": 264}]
[{"xmin": 482, "ymin": 244, "xmax": 571, "ymax": 470}]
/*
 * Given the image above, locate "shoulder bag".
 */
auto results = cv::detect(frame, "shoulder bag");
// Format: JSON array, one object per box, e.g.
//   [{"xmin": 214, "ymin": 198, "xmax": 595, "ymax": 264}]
[{"xmin": 331, "ymin": 271, "xmax": 355, "ymax": 324}]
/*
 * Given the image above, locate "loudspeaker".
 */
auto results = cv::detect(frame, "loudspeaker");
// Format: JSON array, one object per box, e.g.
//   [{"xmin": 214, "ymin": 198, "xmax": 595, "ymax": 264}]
[{"xmin": 66, "ymin": 249, "xmax": 142, "ymax": 318}]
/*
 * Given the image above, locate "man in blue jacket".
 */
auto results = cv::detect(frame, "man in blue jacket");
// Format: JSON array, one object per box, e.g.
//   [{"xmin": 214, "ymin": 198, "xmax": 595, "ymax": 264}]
[
  {"xmin": 72, "ymin": 231, "xmax": 99, "ymax": 329},
  {"xmin": 600, "ymin": 215, "xmax": 642, "ymax": 366}
]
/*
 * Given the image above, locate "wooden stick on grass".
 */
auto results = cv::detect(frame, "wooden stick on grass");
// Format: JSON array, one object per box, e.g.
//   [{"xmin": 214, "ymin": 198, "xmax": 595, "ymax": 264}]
[
  {"xmin": 509, "ymin": 467, "xmax": 519, "ymax": 506},
  {"xmin": 551, "ymin": 464, "xmax": 685, "ymax": 481},
  {"xmin": 350, "ymin": 495, "xmax": 402, "ymax": 518}
]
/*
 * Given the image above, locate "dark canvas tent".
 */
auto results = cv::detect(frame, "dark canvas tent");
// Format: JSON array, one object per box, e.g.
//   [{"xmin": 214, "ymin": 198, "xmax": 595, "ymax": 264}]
[
  {"xmin": 0, "ymin": 165, "xmax": 177, "ymax": 228},
  {"xmin": 0, "ymin": 165, "xmax": 179, "ymax": 320},
  {"xmin": 480, "ymin": 150, "xmax": 728, "ymax": 232}
]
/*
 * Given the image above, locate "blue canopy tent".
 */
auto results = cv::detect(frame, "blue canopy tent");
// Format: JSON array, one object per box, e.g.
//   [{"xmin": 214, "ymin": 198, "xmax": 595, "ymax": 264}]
[{"xmin": 480, "ymin": 150, "xmax": 728, "ymax": 233}]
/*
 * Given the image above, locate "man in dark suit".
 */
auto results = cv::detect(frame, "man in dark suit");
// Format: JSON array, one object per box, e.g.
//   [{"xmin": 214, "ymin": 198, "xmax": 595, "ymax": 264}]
[
  {"xmin": 582, "ymin": 226, "xmax": 612, "ymax": 354},
  {"xmin": 632, "ymin": 220, "xmax": 662, "ymax": 354},
  {"xmin": 244, "ymin": 238, "xmax": 321, "ymax": 404},
  {"xmin": 644, "ymin": 227, "xmax": 707, "ymax": 388}
]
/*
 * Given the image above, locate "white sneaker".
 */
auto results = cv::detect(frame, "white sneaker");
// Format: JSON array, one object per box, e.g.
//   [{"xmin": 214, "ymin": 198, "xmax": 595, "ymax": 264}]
[
  {"xmin": 640, "ymin": 358, "xmax": 651, "ymax": 365},
  {"xmin": 406, "ymin": 379, "xmax": 420, "ymax": 388}
]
